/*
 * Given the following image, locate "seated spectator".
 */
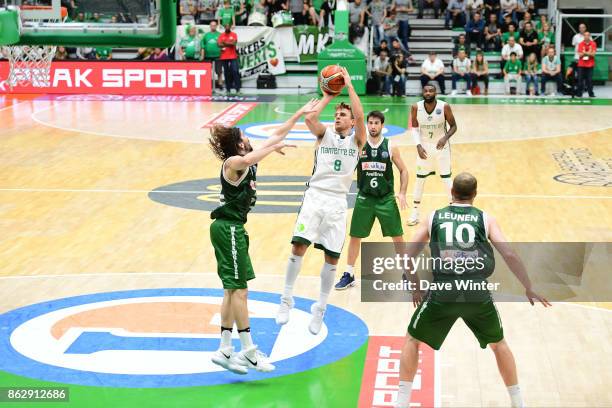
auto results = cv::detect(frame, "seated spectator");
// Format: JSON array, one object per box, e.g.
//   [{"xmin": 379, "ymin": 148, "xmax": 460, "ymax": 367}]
[
  {"xmin": 116, "ymin": 13, "xmax": 134, "ymax": 23},
  {"xmin": 150, "ymin": 48, "xmax": 170, "ymax": 61},
  {"xmin": 318, "ymin": 0, "xmax": 335, "ymax": 28},
  {"xmin": 499, "ymin": 0, "xmax": 517, "ymax": 21},
  {"xmin": 217, "ymin": 0, "xmax": 236, "ymax": 27},
  {"xmin": 516, "ymin": 0, "xmax": 534, "ymax": 21},
  {"xmin": 88, "ymin": 13, "xmax": 101, "ymax": 23},
  {"xmin": 465, "ymin": 12, "xmax": 485, "ymax": 50},
  {"xmin": 55, "ymin": 46, "xmax": 68, "ymax": 60},
  {"xmin": 367, "ymin": 0, "xmax": 387, "ymax": 48},
  {"xmin": 466, "ymin": 0, "xmax": 484, "ymax": 19},
  {"xmin": 453, "ymin": 34, "xmax": 470, "ymax": 57},
  {"xmin": 202, "ymin": 21, "xmax": 224, "ymax": 90},
  {"xmin": 375, "ymin": 39, "xmax": 390, "ymax": 56},
  {"xmin": 538, "ymin": 22, "xmax": 554, "ymax": 58},
  {"xmin": 518, "ymin": 11, "xmax": 533, "ymax": 31},
  {"xmin": 452, "ymin": 49, "xmax": 472, "ymax": 95},
  {"xmin": 484, "ymin": 13, "xmax": 502, "ymax": 51},
  {"xmin": 523, "ymin": 52, "xmax": 540, "ymax": 95},
  {"xmin": 483, "ymin": 0, "xmax": 500, "ymax": 20},
  {"xmin": 519, "ymin": 22, "xmax": 539, "ymax": 60},
  {"xmin": 471, "ymin": 50, "xmax": 490, "ymax": 94},
  {"xmin": 75, "ymin": 12, "xmax": 86, "ymax": 23},
  {"xmin": 420, "ymin": 51, "xmax": 446, "ymax": 94},
  {"xmin": 501, "ymin": 23, "xmax": 519, "ymax": 44},
  {"xmin": 95, "ymin": 47, "xmax": 112, "ymax": 60},
  {"xmin": 135, "ymin": 48, "xmax": 153, "ymax": 60},
  {"xmin": 503, "ymin": 51, "xmax": 522, "ymax": 94},
  {"xmin": 197, "ymin": 0, "xmax": 218, "ymax": 24},
  {"xmin": 417, "ymin": 0, "xmax": 441, "ymax": 19},
  {"xmin": 348, "ymin": 0, "xmax": 366, "ymax": 43},
  {"xmin": 391, "ymin": 53, "xmax": 407, "ymax": 96},
  {"xmin": 180, "ymin": 0, "xmax": 197, "ymax": 24},
  {"xmin": 249, "ymin": 0, "xmax": 268, "ymax": 26},
  {"xmin": 178, "ymin": 25, "xmax": 202, "ymax": 61},
  {"xmin": 390, "ymin": 38, "xmax": 408, "ymax": 60},
  {"xmin": 301, "ymin": 0, "xmax": 319, "ymax": 26},
  {"xmin": 372, "ymin": 49, "xmax": 393, "ymax": 95},
  {"xmin": 500, "ymin": 13, "xmax": 516, "ymax": 33},
  {"xmin": 383, "ymin": 10, "xmax": 400, "ymax": 46},
  {"xmin": 502, "ymin": 36, "xmax": 523, "ymax": 64},
  {"xmin": 394, "ymin": 0, "xmax": 414, "ymax": 52},
  {"xmin": 445, "ymin": 0, "xmax": 467, "ymax": 30},
  {"xmin": 534, "ymin": 14, "xmax": 549, "ymax": 31},
  {"xmin": 540, "ymin": 46, "xmax": 562, "ymax": 95},
  {"xmin": 76, "ymin": 47, "xmax": 96, "ymax": 60}
]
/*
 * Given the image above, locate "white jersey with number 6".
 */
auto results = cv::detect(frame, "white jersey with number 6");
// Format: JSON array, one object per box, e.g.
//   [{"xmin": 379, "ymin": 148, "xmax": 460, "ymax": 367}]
[
  {"xmin": 307, "ymin": 127, "xmax": 360, "ymax": 196},
  {"xmin": 417, "ymin": 99, "xmax": 447, "ymax": 145}
]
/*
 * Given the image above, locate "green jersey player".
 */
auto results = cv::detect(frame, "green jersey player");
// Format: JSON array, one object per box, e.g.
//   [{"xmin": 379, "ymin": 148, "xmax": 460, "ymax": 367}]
[
  {"xmin": 394, "ymin": 172, "xmax": 550, "ymax": 408},
  {"xmin": 335, "ymin": 110, "xmax": 410, "ymax": 290}
]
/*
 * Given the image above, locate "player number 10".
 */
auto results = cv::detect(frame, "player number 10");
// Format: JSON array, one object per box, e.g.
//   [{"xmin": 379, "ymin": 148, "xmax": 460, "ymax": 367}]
[{"xmin": 440, "ymin": 222, "xmax": 475, "ymax": 245}]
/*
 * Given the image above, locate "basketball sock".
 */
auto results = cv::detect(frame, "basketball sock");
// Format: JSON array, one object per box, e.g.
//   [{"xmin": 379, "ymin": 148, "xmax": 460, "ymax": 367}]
[
  {"xmin": 395, "ymin": 380, "xmax": 413, "ymax": 408},
  {"xmin": 347, "ymin": 265, "xmax": 354, "ymax": 277},
  {"xmin": 507, "ymin": 384, "xmax": 524, "ymax": 408},
  {"xmin": 442, "ymin": 177, "xmax": 453, "ymax": 203},
  {"xmin": 318, "ymin": 263, "xmax": 337, "ymax": 308},
  {"xmin": 237, "ymin": 327, "xmax": 253, "ymax": 351},
  {"xmin": 220, "ymin": 326, "xmax": 233, "ymax": 349},
  {"xmin": 283, "ymin": 254, "xmax": 303, "ymax": 298},
  {"xmin": 413, "ymin": 177, "xmax": 425, "ymax": 204}
]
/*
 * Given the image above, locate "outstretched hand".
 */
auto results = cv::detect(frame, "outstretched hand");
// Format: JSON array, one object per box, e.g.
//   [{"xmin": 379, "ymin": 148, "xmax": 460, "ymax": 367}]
[
  {"xmin": 339, "ymin": 66, "xmax": 353, "ymax": 88},
  {"xmin": 299, "ymin": 98, "xmax": 320, "ymax": 115},
  {"xmin": 274, "ymin": 142, "xmax": 297, "ymax": 155}
]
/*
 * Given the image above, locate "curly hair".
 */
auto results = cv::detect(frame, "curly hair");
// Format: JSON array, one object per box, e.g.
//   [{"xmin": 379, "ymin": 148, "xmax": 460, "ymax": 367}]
[
  {"xmin": 209, "ymin": 126, "xmax": 242, "ymax": 161},
  {"xmin": 335, "ymin": 102, "xmax": 354, "ymax": 119}
]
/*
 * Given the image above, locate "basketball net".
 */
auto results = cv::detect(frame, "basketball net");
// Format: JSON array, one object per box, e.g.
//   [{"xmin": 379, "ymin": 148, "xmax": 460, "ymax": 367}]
[{"xmin": 1, "ymin": 6, "xmax": 59, "ymax": 89}]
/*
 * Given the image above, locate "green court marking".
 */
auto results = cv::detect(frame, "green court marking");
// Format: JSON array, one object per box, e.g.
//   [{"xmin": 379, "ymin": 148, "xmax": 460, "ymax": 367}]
[{"xmin": 0, "ymin": 341, "xmax": 367, "ymax": 408}]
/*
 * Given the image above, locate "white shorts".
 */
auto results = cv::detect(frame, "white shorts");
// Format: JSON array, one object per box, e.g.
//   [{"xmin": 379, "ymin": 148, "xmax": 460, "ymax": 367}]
[
  {"xmin": 292, "ymin": 188, "xmax": 348, "ymax": 258},
  {"xmin": 416, "ymin": 142, "xmax": 451, "ymax": 178}
]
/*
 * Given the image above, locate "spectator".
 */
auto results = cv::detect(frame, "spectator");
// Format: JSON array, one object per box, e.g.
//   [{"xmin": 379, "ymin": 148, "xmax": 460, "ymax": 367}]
[
  {"xmin": 197, "ymin": 0, "xmax": 218, "ymax": 24},
  {"xmin": 540, "ymin": 46, "xmax": 562, "ymax": 95},
  {"xmin": 218, "ymin": 23, "xmax": 241, "ymax": 94},
  {"xmin": 150, "ymin": 48, "xmax": 170, "ymax": 61},
  {"xmin": 383, "ymin": 10, "xmax": 400, "ymax": 46},
  {"xmin": 466, "ymin": 0, "xmax": 484, "ymax": 19},
  {"xmin": 375, "ymin": 39, "xmax": 390, "ymax": 56},
  {"xmin": 393, "ymin": 0, "xmax": 414, "ymax": 52},
  {"xmin": 217, "ymin": 0, "xmax": 236, "ymax": 27},
  {"xmin": 471, "ymin": 50, "xmax": 490, "ymax": 94},
  {"xmin": 202, "ymin": 21, "xmax": 224, "ymax": 90},
  {"xmin": 233, "ymin": 0, "xmax": 247, "ymax": 26},
  {"xmin": 523, "ymin": 52, "xmax": 539, "ymax": 95},
  {"xmin": 516, "ymin": 0, "xmax": 534, "ymax": 20},
  {"xmin": 519, "ymin": 21, "xmax": 539, "ymax": 61},
  {"xmin": 249, "ymin": 0, "xmax": 268, "ymax": 26},
  {"xmin": 445, "ymin": 0, "xmax": 467, "ymax": 29},
  {"xmin": 348, "ymin": 0, "xmax": 366, "ymax": 43},
  {"xmin": 453, "ymin": 33, "xmax": 470, "ymax": 57},
  {"xmin": 390, "ymin": 38, "xmax": 408, "ymax": 60},
  {"xmin": 318, "ymin": 0, "xmax": 335, "ymax": 28},
  {"xmin": 368, "ymin": 0, "xmax": 387, "ymax": 48},
  {"xmin": 501, "ymin": 23, "xmax": 518, "ymax": 44},
  {"xmin": 89, "ymin": 13, "xmax": 101, "ymax": 23},
  {"xmin": 534, "ymin": 14, "xmax": 549, "ymax": 31},
  {"xmin": 465, "ymin": 12, "xmax": 485, "ymax": 49},
  {"xmin": 76, "ymin": 47, "xmax": 96, "ymax": 60},
  {"xmin": 483, "ymin": 0, "xmax": 500, "ymax": 20},
  {"xmin": 75, "ymin": 12, "xmax": 86, "ymax": 23},
  {"xmin": 452, "ymin": 49, "xmax": 472, "ymax": 95},
  {"xmin": 501, "ymin": 36, "xmax": 523, "ymax": 71},
  {"xmin": 135, "ymin": 48, "xmax": 153, "ymax": 60},
  {"xmin": 518, "ymin": 10, "xmax": 532, "ymax": 31},
  {"xmin": 499, "ymin": 0, "xmax": 517, "ymax": 21},
  {"xmin": 290, "ymin": 0, "xmax": 304, "ymax": 24},
  {"xmin": 60, "ymin": 0, "xmax": 76, "ymax": 19},
  {"xmin": 116, "ymin": 13, "xmax": 134, "ymax": 23},
  {"xmin": 420, "ymin": 51, "xmax": 446, "ymax": 94},
  {"xmin": 55, "ymin": 46, "xmax": 68, "ymax": 60},
  {"xmin": 372, "ymin": 49, "xmax": 393, "ymax": 95},
  {"xmin": 178, "ymin": 26, "xmax": 202, "ymax": 61},
  {"xmin": 95, "ymin": 46, "xmax": 112, "ymax": 60},
  {"xmin": 538, "ymin": 22, "xmax": 553, "ymax": 58},
  {"xmin": 484, "ymin": 13, "xmax": 502, "ymax": 51},
  {"xmin": 302, "ymin": 0, "xmax": 319, "ymax": 26},
  {"xmin": 500, "ymin": 13, "xmax": 515, "ymax": 33},
  {"xmin": 503, "ymin": 51, "xmax": 522, "ymax": 94},
  {"xmin": 180, "ymin": 0, "xmax": 197, "ymax": 24},
  {"xmin": 571, "ymin": 23, "xmax": 586, "ymax": 61},
  {"xmin": 391, "ymin": 52, "xmax": 407, "ymax": 96},
  {"xmin": 576, "ymin": 31, "xmax": 596, "ymax": 97},
  {"xmin": 417, "ymin": 0, "xmax": 441, "ymax": 19}
]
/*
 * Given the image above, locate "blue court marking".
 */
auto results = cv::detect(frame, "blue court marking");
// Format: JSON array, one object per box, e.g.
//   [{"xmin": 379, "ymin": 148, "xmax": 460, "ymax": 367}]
[{"xmin": 0, "ymin": 288, "xmax": 369, "ymax": 388}]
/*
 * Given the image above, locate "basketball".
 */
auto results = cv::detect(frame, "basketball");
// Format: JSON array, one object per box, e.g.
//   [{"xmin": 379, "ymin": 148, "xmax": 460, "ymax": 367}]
[{"xmin": 319, "ymin": 64, "xmax": 345, "ymax": 94}]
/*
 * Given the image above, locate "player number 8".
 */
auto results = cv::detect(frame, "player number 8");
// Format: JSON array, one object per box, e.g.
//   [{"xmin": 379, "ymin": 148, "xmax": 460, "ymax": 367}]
[{"xmin": 334, "ymin": 159, "xmax": 342, "ymax": 171}]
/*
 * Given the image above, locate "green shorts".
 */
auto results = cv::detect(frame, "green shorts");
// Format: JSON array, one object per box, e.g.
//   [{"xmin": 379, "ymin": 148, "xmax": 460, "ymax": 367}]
[
  {"xmin": 407, "ymin": 295, "xmax": 504, "ymax": 350},
  {"xmin": 210, "ymin": 219, "xmax": 255, "ymax": 289},
  {"xmin": 349, "ymin": 193, "xmax": 403, "ymax": 238}
]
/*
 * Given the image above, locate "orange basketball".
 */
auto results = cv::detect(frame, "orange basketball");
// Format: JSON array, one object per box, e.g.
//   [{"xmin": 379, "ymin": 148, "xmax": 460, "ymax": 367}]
[{"xmin": 319, "ymin": 65, "xmax": 345, "ymax": 94}]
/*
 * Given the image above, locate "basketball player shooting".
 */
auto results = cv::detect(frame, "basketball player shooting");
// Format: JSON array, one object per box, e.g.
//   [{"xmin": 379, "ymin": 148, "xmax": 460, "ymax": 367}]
[
  {"xmin": 276, "ymin": 67, "xmax": 367, "ymax": 335},
  {"xmin": 407, "ymin": 83, "xmax": 457, "ymax": 226}
]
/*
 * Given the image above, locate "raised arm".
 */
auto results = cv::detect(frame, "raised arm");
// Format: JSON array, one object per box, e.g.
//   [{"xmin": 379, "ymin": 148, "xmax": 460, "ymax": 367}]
[
  {"xmin": 260, "ymin": 98, "xmax": 319, "ymax": 149},
  {"xmin": 391, "ymin": 145, "xmax": 409, "ymax": 210},
  {"xmin": 304, "ymin": 93, "xmax": 335, "ymax": 139},
  {"xmin": 225, "ymin": 142, "xmax": 295, "ymax": 173},
  {"xmin": 340, "ymin": 67, "xmax": 366, "ymax": 149},
  {"xmin": 488, "ymin": 215, "xmax": 551, "ymax": 307}
]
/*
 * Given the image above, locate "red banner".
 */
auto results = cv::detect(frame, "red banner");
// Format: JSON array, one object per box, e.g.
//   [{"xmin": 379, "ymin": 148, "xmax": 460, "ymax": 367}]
[
  {"xmin": 0, "ymin": 61, "xmax": 212, "ymax": 96},
  {"xmin": 358, "ymin": 336, "xmax": 436, "ymax": 408}
]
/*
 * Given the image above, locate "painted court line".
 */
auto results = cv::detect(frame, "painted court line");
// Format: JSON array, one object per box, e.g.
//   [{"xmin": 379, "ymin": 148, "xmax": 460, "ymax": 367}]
[{"xmin": 0, "ymin": 187, "xmax": 609, "ymax": 200}]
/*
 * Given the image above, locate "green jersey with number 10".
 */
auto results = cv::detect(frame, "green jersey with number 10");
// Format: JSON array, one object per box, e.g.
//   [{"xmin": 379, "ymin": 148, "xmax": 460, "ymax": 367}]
[{"xmin": 357, "ymin": 137, "xmax": 394, "ymax": 197}]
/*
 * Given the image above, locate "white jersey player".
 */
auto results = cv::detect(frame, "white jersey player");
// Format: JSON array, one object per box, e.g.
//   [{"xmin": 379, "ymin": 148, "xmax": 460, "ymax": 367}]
[
  {"xmin": 407, "ymin": 83, "xmax": 458, "ymax": 226},
  {"xmin": 276, "ymin": 67, "xmax": 367, "ymax": 334}
]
